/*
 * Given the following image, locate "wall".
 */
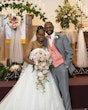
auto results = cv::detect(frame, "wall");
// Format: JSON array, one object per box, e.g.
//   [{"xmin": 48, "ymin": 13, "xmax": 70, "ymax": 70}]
[
  {"xmin": 33, "ymin": 0, "xmax": 88, "ymax": 32},
  {"xmin": 0, "ymin": 0, "xmax": 88, "ymax": 32},
  {"xmin": 32, "ymin": 0, "xmax": 64, "ymax": 32}
]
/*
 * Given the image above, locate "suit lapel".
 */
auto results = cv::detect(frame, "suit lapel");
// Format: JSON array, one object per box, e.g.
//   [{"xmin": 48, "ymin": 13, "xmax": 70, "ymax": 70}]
[
  {"xmin": 54, "ymin": 35, "xmax": 62, "ymax": 53},
  {"xmin": 43, "ymin": 38, "xmax": 48, "ymax": 48}
]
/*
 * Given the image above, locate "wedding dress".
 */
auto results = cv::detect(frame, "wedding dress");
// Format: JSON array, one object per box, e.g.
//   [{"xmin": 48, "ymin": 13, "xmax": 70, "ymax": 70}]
[{"xmin": 0, "ymin": 48, "xmax": 65, "ymax": 110}]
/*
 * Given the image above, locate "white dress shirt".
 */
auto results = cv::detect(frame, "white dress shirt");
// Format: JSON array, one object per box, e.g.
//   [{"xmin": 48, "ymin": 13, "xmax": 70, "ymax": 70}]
[{"xmin": 48, "ymin": 32, "xmax": 55, "ymax": 46}]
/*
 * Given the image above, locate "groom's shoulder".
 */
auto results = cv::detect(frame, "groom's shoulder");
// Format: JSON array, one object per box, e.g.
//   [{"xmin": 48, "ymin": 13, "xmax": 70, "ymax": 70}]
[{"xmin": 55, "ymin": 32, "xmax": 66, "ymax": 38}]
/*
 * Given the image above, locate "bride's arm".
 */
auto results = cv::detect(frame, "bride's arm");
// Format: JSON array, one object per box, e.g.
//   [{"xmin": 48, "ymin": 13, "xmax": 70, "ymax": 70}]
[{"xmin": 23, "ymin": 41, "xmax": 34, "ymax": 65}]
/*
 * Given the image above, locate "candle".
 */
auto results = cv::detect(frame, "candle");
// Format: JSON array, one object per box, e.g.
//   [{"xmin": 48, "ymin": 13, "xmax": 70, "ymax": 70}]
[
  {"xmin": 85, "ymin": 8, "xmax": 88, "ymax": 17},
  {"xmin": 42, "ymin": 3, "xmax": 45, "ymax": 12},
  {"xmin": 83, "ymin": 5, "xmax": 86, "ymax": 15},
  {"xmin": 76, "ymin": 0, "xmax": 78, "ymax": 4},
  {"xmin": 39, "ymin": 0, "xmax": 42, "ymax": 9},
  {"xmin": 80, "ymin": 2, "xmax": 83, "ymax": 12},
  {"xmin": 78, "ymin": 0, "xmax": 81, "ymax": 9}
]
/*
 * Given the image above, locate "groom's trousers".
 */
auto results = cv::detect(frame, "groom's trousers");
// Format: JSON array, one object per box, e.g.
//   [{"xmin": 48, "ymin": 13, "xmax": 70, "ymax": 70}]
[{"xmin": 51, "ymin": 64, "xmax": 72, "ymax": 110}]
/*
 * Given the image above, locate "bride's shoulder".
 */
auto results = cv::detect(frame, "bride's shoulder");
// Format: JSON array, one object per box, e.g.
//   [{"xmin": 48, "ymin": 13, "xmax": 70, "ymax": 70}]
[
  {"xmin": 31, "ymin": 41, "xmax": 36, "ymax": 44},
  {"xmin": 27, "ymin": 41, "xmax": 35, "ymax": 46}
]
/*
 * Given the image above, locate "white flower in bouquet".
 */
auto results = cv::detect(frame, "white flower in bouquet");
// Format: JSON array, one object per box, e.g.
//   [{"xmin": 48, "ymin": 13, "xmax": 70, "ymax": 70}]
[
  {"xmin": 33, "ymin": 49, "xmax": 52, "ymax": 92},
  {"xmin": 37, "ymin": 72, "xmax": 45, "ymax": 80},
  {"xmin": 42, "ymin": 70, "xmax": 49, "ymax": 75}
]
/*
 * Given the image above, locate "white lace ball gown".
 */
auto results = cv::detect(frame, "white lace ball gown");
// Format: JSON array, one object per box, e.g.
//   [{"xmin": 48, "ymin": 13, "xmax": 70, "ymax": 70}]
[{"xmin": 0, "ymin": 48, "xmax": 65, "ymax": 110}]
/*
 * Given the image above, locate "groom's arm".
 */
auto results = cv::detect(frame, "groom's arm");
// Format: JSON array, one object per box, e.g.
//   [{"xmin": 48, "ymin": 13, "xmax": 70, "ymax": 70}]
[{"xmin": 62, "ymin": 34, "xmax": 73, "ymax": 68}]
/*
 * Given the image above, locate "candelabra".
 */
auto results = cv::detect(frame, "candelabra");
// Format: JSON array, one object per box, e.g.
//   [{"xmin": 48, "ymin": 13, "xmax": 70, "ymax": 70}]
[{"xmin": 76, "ymin": 0, "xmax": 88, "ymax": 18}]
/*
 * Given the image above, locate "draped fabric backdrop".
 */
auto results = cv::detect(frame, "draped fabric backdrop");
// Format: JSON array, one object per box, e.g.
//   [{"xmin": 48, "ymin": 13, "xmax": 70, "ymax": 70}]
[
  {"xmin": 5, "ymin": 15, "xmax": 26, "ymax": 44},
  {"xmin": 77, "ymin": 28, "xmax": 88, "ymax": 67},
  {"xmin": 10, "ymin": 27, "xmax": 23, "ymax": 64},
  {"xmin": 4, "ymin": 15, "xmax": 26, "ymax": 64},
  {"xmin": 0, "ymin": 15, "xmax": 5, "ymax": 61}
]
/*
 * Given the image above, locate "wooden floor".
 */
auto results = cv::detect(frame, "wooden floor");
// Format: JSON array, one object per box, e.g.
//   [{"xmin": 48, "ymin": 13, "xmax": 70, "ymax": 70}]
[{"xmin": 69, "ymin": 75, "xmax": 88, "ymax": 109}]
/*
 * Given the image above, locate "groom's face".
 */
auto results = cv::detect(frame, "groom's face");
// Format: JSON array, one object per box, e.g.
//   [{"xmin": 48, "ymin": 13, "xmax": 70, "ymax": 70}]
[{"xmin": 44, "ymin": 22, "xmax": 54, "ymax": 35}]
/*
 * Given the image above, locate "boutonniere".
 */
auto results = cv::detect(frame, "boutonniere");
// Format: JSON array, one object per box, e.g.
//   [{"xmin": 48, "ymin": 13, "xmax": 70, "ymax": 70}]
[{"xmin": 54, "ymin": 35, "xmax": 60, "ymax": 39}]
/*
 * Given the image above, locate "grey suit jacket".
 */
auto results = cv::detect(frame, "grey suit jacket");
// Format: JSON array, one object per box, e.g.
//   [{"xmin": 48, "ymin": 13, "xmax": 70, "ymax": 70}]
[{"xmin": 43, "ymin": 33, "xmax": 75, "ymax": 73}]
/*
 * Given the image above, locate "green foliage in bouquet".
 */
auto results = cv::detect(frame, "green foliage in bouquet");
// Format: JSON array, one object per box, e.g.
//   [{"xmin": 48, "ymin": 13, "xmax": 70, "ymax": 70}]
[
  {"xmin": 55, "ymin": 3, "xmax": 80, "ymax": 29},
  {"xmin": 0, "ymin": 63, "xmax": 9, "ymax": 80}
]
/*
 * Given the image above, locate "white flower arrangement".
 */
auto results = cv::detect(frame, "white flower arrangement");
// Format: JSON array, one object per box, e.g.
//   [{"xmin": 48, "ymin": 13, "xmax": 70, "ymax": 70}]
[
  {"xmin": 82, "ymin": 27, "xmax": 88, "ymax": 32},
  {"xmin": 33, "ymin": 49, "xmax": 52, "ymax": 92},
  {"xmin": 3, "ymin": 64, "xmax": 22, "ymax": 81},
  {"xmin": 81, "ymin": 23, "xmax": 88, "ymax": 32},
  {"xmin": 55, "ymin": 2, "xmax": 80, "ymax": 29},
  {"xmin": 9, "ymin": 64, "xmax": 21, "ymax": 72},
  {"xmin": 6, "ymin": 13, "xmax": 22, "ymax": 30}
]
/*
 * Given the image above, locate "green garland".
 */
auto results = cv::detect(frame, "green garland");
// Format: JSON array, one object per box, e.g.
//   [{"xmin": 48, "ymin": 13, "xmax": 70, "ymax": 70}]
[{"xmin": 0, "ymin": 2, "xmax": 47, "ymax": 22}]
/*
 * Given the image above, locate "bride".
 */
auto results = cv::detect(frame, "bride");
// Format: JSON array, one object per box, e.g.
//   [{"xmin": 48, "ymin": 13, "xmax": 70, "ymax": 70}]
[{"xmin": 0, "ymin": 26, "xmax": 65, "ymax": 110}]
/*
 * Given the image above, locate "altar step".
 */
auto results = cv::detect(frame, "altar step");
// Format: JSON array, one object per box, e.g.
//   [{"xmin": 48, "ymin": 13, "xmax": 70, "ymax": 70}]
[{"xmin": 72, "ymin": 108, "xmax": 88, "ymax": 110}]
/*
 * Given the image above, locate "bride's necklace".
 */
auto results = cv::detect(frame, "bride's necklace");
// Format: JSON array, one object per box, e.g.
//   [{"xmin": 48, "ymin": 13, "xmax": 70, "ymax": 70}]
[{"xmin": 36, "ymin": 41, "xmax": 43, "ymax": 47}]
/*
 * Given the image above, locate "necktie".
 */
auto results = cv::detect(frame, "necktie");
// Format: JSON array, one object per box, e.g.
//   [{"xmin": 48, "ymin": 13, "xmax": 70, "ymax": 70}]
[{"xmin": 46, "ymin": 36, "xmax": 51, "ymax": 39}]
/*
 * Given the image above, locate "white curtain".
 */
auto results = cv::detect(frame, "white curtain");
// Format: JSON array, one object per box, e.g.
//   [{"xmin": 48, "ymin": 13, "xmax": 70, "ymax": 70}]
[{"xmin": 10, "ymin": 27, "xmax": 23, "ymax": 64}]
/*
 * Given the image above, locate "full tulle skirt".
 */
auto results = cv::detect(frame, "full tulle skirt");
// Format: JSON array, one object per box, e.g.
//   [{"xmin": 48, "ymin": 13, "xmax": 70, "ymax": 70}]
[{"xmin": 0, "ymin": 64, "xmax": 65, "ymax": 110}]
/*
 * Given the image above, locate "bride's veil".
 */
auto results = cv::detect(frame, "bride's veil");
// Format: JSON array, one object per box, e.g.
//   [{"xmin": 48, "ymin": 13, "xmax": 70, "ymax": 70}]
[
  {"xmin": 22, "ymin": 32, "xmax": 37, "ymax": 72},
  {"xmin": 31, "ymin": 32, "xmax": 36, "ymax": 41}
]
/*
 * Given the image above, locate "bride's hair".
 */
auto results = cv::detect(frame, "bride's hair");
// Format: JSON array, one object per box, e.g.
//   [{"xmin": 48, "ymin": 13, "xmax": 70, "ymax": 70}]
[
  {"xmin": 36, "ymin": 26, "xmax": 45, "ymax": 34},
  {"xmin": 31, "ymin": 26, "xmax": 45, "ymax": 41}
]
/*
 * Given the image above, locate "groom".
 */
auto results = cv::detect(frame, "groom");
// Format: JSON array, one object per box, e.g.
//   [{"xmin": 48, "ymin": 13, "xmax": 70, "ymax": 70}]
[{"xmin": 44, "ymin": 21, "xmax": 75, "ymax": 110}]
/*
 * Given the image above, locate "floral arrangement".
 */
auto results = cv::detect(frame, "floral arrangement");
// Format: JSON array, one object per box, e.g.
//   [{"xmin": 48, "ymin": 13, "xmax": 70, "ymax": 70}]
[
  {"xmin": 33, "ymin": 49, "xmax": 52, "ymax": 92},
  {"xmin": 0, "ymin": 2, "xmax": 47, "ymax": 30},
  {"xmin": 0, "ymin": 63, "xmax": 22, "ymax": 81},
  {"xmin": 9, "ymin": 64, "xmax": 21, "ymax": 72},
  {"xmin": 82, "ymin": 27, "xmax": 88, "ymax": 32},
  {"xmin": 81, "ymin": 23, "xmax": 88, "ymax": 32},
  {"xmin": 6, "ymin": 14, "xmax": 22, "ymax": 30},
  {"xmin": 0, "ymin": 2, "xmax": 47, "ymax": 22},
  {"xmin": 55, "ymin": 2, "xmax": 80, "ymax": 29},
  {"xmin": 4, "ymin": 64, "xmax": 22, "ymax": 81},
  {"xmin": 0, "ymin": 63, "xmax": 9, "ymax": 80}
]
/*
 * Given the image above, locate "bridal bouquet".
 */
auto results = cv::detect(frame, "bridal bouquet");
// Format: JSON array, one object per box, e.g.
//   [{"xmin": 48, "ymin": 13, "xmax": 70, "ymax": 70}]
[
  {"xmin": 6, "ymin": 14, "xmax": 22, "ymax": 30},
  {"xmin": 33, "ymin": 49, "xmax": 52, "ymax": 92}
]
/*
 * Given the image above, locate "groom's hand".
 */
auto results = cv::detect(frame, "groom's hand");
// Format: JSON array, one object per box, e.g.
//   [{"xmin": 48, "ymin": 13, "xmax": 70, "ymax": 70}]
[{"xmin": 49, "ymin": 64, "xmax": 54, "ymax": 72}]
